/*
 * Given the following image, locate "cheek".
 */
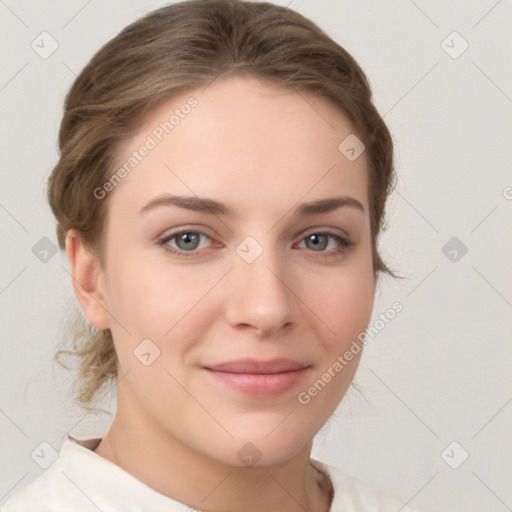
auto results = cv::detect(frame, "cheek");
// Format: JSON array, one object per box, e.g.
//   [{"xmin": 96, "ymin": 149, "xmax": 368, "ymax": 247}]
[
  {"xmin": 105, "ymin": 251, "xmax": 224, "ymax": 356},
  {"xmin": 290, "ymin": 264, "xmax": 374, "ymax": 439},
  {"xmin": 307, "ymin": 261, "xmax": 375, "ymax": 351}
]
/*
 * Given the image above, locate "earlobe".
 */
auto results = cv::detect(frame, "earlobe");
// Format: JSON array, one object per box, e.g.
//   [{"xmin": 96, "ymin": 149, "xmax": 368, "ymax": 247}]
[{"xmin": 65, "ymin": 230, "xmax": 110, "ymax": 330}]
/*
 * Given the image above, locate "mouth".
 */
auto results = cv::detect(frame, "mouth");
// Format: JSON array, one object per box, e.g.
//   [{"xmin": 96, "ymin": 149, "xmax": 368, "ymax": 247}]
[{"xmin": 201, "ymin": 358, "xmax": 311, "ymax": 397}]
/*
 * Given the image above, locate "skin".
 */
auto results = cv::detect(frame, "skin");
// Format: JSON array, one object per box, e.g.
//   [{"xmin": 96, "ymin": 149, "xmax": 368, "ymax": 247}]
[{"xmin": 66, "ymin": 75, "xmax": 375, "ymax": 512}]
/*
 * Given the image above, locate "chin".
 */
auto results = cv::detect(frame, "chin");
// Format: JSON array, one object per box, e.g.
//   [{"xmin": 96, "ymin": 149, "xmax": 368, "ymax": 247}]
[{"xmin": 184, "ymin": 417, "xmax": 316, "ymax": 468}]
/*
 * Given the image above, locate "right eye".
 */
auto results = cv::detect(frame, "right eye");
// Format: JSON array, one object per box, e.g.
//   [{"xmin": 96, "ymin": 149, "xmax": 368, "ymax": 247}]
[{"xmin": 158, "ymin": 230, "xmax": 214, "ymax": 257}]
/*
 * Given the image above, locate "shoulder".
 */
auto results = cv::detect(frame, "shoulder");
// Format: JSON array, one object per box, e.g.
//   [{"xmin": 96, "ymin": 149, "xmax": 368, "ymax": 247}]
[
  {"xmin": 1, "ymin": 437, "xmax": 106, "ymax": 512},
  {"xmin": 1, "ymin": 437, "xmax": 191, "ymax": 512},
  {"xmin": 310, "ymin": 459, "xmax": 419, "ymax": 512}
]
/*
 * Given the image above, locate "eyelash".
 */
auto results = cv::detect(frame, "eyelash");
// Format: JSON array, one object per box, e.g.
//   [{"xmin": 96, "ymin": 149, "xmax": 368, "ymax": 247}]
[{"xmin": 156, "ymin": 229, "xmax": 354, "ymax": 259}]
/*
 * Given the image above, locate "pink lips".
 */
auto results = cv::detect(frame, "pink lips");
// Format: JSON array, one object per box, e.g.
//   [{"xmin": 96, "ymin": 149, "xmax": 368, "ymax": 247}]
[{"xmin": 202, "ymin": 358, "xmax": 310, "ymax": 397}]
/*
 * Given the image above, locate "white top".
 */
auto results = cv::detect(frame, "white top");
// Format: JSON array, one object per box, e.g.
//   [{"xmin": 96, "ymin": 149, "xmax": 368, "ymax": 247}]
[{"xmin": 1, "ymin": 437, "xmax": 418, "ymax": 512}]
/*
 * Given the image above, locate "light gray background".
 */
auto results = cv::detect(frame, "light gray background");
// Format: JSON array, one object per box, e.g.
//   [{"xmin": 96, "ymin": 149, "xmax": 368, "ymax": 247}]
[{"xmin": 1, "ymin": 1, "xmax": 511, "ymax": 511}]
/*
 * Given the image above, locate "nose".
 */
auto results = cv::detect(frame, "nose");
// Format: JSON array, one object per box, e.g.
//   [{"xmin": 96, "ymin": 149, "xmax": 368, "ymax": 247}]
[{"xmin": 224, "ymin": 243, "xmax": 294, "ymax": 337}]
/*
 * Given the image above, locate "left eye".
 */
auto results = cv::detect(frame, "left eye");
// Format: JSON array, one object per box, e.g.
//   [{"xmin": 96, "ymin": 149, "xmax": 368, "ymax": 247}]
[
  {"xmin": 301, "ymin": 233, "xmax": 334, "ymax": 251},
  {"xmin": 298, "ymin": 233, "xmax": 345, "ymax": 252}
]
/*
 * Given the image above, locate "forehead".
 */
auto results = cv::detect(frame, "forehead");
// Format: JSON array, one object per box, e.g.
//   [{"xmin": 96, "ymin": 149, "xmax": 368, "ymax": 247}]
[{"xmin": 108, "ymin": 75, "xmax": 369, "ymax": 217}]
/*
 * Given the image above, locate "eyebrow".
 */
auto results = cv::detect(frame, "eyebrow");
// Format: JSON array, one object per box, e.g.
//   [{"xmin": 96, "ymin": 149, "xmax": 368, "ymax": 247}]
[{"xmin": 139, "ymin": 194, "xmax": 365, "ymax": 217}]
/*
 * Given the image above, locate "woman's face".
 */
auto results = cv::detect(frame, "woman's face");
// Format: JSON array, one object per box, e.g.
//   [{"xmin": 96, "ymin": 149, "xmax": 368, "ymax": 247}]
[{"xmin": 91, "ymin": 75, "xmax": 374, "ymax": 466}]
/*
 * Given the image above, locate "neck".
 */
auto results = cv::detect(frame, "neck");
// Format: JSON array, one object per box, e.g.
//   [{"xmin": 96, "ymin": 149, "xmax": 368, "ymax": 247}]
[{"xmin": 94, "ymin": 382, "xmax": 332, "ymax": 512}]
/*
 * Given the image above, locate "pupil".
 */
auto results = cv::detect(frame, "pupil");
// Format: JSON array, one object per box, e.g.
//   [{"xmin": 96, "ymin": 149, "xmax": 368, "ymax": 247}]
[
  {"xmin": 308, "ymin": 234, "xmax": 327, "ymax": 251},
  {"xmin": 178, "ymin": 233, "xmax": 199, "ymax": 250}
]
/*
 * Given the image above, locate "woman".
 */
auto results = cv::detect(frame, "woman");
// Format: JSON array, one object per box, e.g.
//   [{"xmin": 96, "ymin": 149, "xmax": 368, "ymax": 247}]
[{"xmin": 2, "ymin": 1, "xmax": 417, "ymax": 510}]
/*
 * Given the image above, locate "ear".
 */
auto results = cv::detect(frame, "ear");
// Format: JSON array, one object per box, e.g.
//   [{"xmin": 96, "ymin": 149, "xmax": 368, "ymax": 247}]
[{"xmin": 65, "ymin": 230, "xmax": 110, "ymax": 330}]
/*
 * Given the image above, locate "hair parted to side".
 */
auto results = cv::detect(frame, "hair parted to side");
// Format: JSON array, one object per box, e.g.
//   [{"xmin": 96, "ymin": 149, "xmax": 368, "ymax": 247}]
[{"xmin": 49, "ymin": 0, "xmax": 396, "ymax": 411}]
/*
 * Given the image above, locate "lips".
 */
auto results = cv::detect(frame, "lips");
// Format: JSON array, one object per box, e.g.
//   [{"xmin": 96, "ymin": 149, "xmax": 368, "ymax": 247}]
[
  {"xmin": 202, "ymin": 358, "xmax": 310, "ymax": 397},
  {"xmin": 204, "ymin": 358, "xmax": 308, "ymax": 374}
]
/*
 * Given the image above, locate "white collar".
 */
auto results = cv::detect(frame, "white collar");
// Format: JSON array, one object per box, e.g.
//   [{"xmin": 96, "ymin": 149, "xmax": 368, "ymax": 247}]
[{"xmin": 3, "ymin": 435, "xmax": 416, "ymax": 511}]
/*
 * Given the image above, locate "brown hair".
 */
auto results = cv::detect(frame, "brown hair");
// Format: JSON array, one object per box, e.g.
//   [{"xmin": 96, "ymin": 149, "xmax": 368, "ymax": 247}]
[{"xmin": 49, "ymin": 0, "xmax": 396, "ymax": 411}]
